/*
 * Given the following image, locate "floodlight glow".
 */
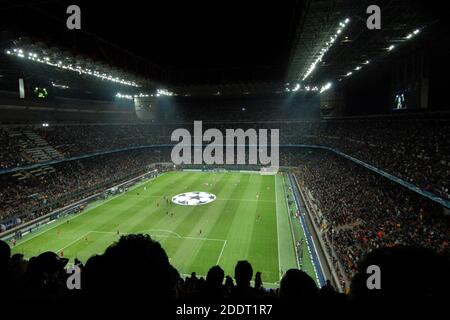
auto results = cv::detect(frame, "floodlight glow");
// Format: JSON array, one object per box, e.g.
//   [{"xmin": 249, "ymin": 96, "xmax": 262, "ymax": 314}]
[
  {"xmin": 115, "ymin": 93, "xmax": 133, "ymax": 100},
  {"xmin": 388, "ymin": 45, "xmax": 395, "ymax": 51},
  {"xmin": 6, "ymin": 47, "xmax": 141, "ymax": 87},
  {"xmin": 301, "ymin": 17, "xmax": 351, "ymax": 81},
  {"xmin": 156, "ymin": 88, "xmax": 175, "ymax": 97},
  {"xmin": 320, "ymin": 82, "xmax": 332, "ymax": 93}
]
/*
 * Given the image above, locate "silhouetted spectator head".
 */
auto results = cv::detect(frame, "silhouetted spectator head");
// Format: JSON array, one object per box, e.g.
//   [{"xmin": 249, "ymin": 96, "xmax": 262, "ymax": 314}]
[
  {"xmin": 207, "ymin": 266, "xmax": 224, "ymax": 289},
  {"xmin": 0, "ymin": 239, "xmax": 10, "ymax": 271},
  {"xmin": 350, "ymin": 246, "xmax": 450, "ymax": 304},
  {"xmin": 225, "ymin": 275, "xmax": 234, "ymax": 288},
  {"xmin": 99, "ymin": 234, "xmax": 179, "ymax": 301},
  {"xmin": 34, "ymin": 251, "xmax": 68, "ymax": 280},
  {"xmin": 254, "ymin": 271, "xmax": 262, "ymax": 290},
  {"xmin": 280, "ymin": 269, "xmax": 318, "ymax": 301},
  {"xmin": 83, "ymin": 254, "xmax": 107, "ymax": 294},
  {"xmin": 235, "ymin": 260, "xmax": 253, "ymax": 287},
  {"xmin": 9, "ymin": 253, "xmax": 27, "ymax": 278}
]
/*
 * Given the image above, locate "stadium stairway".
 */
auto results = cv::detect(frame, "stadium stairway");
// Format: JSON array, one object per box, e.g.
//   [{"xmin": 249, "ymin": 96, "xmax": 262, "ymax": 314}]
[{"xmin": 23, "ymin": 130, "xmax": 63, "ymax": 163}]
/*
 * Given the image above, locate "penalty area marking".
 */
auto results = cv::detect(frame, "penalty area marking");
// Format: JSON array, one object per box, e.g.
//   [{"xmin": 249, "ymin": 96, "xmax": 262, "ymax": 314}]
[
  {"xmin": 216, "ymin": 239, "xmax": 227, "ymax": 265},
  {"xmin": 88, "ymin": 230, "xmax": 226, "ymax": 243},
  {"xmin": 54, "ymin": 232, "xmax": 91, "ymax": 254},
  {"xmin": 54, "ymin": 230, "xmax": 227, "ymax": 263}
]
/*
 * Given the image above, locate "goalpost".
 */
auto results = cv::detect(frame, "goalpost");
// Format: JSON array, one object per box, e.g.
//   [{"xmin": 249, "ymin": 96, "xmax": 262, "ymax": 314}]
[{"xmin": 260, "ymin": 166, "xmax": 278, "ymax": 175}]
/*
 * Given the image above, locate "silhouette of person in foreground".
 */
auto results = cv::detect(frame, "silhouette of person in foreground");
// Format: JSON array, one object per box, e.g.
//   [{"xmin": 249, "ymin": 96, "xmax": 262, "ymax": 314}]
[
  {"xmin": 231, "ymin": 260, "xmax": 261, "ymax": 301},
  {"xmin": 350, "ymin": 246, "xmax": 450, "ymax": 307},
  {"xmin": 84, "ymin": 234, "xmax": 179, "ymax": 305},
  {"xmin": 203, "ymin": 265, "xmax": 226, "ymax": 302}
]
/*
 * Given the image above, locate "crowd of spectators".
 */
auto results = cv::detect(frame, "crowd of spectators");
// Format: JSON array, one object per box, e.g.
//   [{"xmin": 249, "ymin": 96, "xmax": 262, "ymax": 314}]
[
  {"xmin": 1, "ymin": 115, "xmax": 448, "ymax": 199},
  {"xmin": 294, "ymin": 150, "xmax": 450, "ymax": 284},
  {"xmin": 289, "ymin": 118, "xmax": 450, "ymax": 201},
  {"xmin": 0, "ymin": 128, "xmax": 28, "ymax": 169}
]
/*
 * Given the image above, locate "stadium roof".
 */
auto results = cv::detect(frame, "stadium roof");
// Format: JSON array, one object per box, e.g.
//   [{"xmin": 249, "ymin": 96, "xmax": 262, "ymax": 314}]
[
  {"xmin": 0, "ymin": 0, "xmax": 445, "ymax": 94},
  {"xmin": 285, "ymin": 0, "xmax": 438, "ymax": 86}
]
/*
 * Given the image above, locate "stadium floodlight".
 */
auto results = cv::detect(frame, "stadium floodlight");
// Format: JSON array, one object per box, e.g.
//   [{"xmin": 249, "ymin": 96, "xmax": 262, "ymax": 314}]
[
  {"xmin": 387, "ymin": 45, "xmax": 395, "ymax": 51},
  {"xmin": 5, "ymin": 47, "xmax": 141, "ymax": 87},
  {"xmin": 355, "ymin": 66, "xmax": 362, "ymax": 71},
  {"xmin": 320, "ymin": 82, "xmax": 332, "ymax": 93},
  {"xmin": 51, "ymin": 82, "xmax": 69, "ymax": 89},
  {"xmin": 134, "ymin": 93, "xmax": 150, "ymax": 98},
  {"xmin": 301, "ymin": 17, "xmax": 351, "ymax": 81},
  {"xmin": 115, "ymin": 92, "xmax": 134, "ymax": 100},
  {"xmin": 156, "ymin": 88, "xmax": 175, "ymax": 97},
  {"xmin": 346, "ymin": 71, "xmax": 353, "ymax": 76},
  {"xmin": 406, "ymin": 29, "xmax": 421, "ymax": 40}
]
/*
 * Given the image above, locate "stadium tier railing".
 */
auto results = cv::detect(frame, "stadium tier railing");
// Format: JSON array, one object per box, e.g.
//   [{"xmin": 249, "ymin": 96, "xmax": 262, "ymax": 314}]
[{"xmin": 287, "ymin": 173, "xmax": 327, "ymax": 288}]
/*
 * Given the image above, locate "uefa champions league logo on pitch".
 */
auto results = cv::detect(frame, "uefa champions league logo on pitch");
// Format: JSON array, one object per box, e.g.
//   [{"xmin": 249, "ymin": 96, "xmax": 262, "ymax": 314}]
[
  {"xmin": 170, "ymin": 121, "xmax": 279, "ymax": 171},
  {"xmin": 172, "ymin": 191, "xmax": 216, "ymax": 206}
]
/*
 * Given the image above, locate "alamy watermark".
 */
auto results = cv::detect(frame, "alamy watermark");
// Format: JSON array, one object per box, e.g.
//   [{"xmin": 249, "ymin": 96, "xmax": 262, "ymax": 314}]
[
  {"xmin": 66, "ymin": 5, "xmax": 81, "ymax": 30},
  {"xmin": 170, "ymin": 121, "xmax": 279, "ymax": 171},
  {"xmin": 366, "ymin": 265, "xmax": 381, "ymax": 289}
]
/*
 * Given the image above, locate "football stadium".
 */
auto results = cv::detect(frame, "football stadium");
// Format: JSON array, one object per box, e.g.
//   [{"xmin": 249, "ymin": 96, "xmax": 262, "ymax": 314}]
[{"xmin": 0, "ymin": 0, "xmax": 449, "ymax": 316}]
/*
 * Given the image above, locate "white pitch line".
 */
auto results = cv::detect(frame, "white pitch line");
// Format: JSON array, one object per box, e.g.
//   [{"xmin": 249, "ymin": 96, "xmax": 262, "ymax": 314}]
[
  {"xmin": 89, "ymin": 230, "xmax": 226, "ymax": 242},
  {"xmin": 141, "ymin": 229, "xmax": 183, "ymax": 238},
  {"xmin": 215, "ymin": 198, "xmax": 275, "ymax": 203},
  {"xmin": 183, "ymin": 236, "xmax": 226, "ymax": 242},
  {"xmin": 128, "ymin": 195, "xmax": 274, "ymax": 203},
  {"xmin": 216, "ymin": 240, "xmax": 227, "ymax": 265},
  {"xmin": 274, "ymin": 175, "xmax": 282, "ymax": 281},
  {"xmin": 55, "ymin": 231, "xmax": 91, "ymax": 254},
  {"xmin": 179, "ymin": 273, "xmax": 279, "ymax": 286}
]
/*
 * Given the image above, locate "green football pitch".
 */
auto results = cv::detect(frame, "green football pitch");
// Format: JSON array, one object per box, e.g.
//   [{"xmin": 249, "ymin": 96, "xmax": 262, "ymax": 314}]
[{"xmin": 11, "ymin": 171, "xmax": 316, "ymax": 285}]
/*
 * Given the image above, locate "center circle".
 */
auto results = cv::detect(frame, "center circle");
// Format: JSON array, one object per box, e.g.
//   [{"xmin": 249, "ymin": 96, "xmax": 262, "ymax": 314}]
[{"xmin": 172, "ymin": 191, "xmax": 217, "ymax": 206}]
